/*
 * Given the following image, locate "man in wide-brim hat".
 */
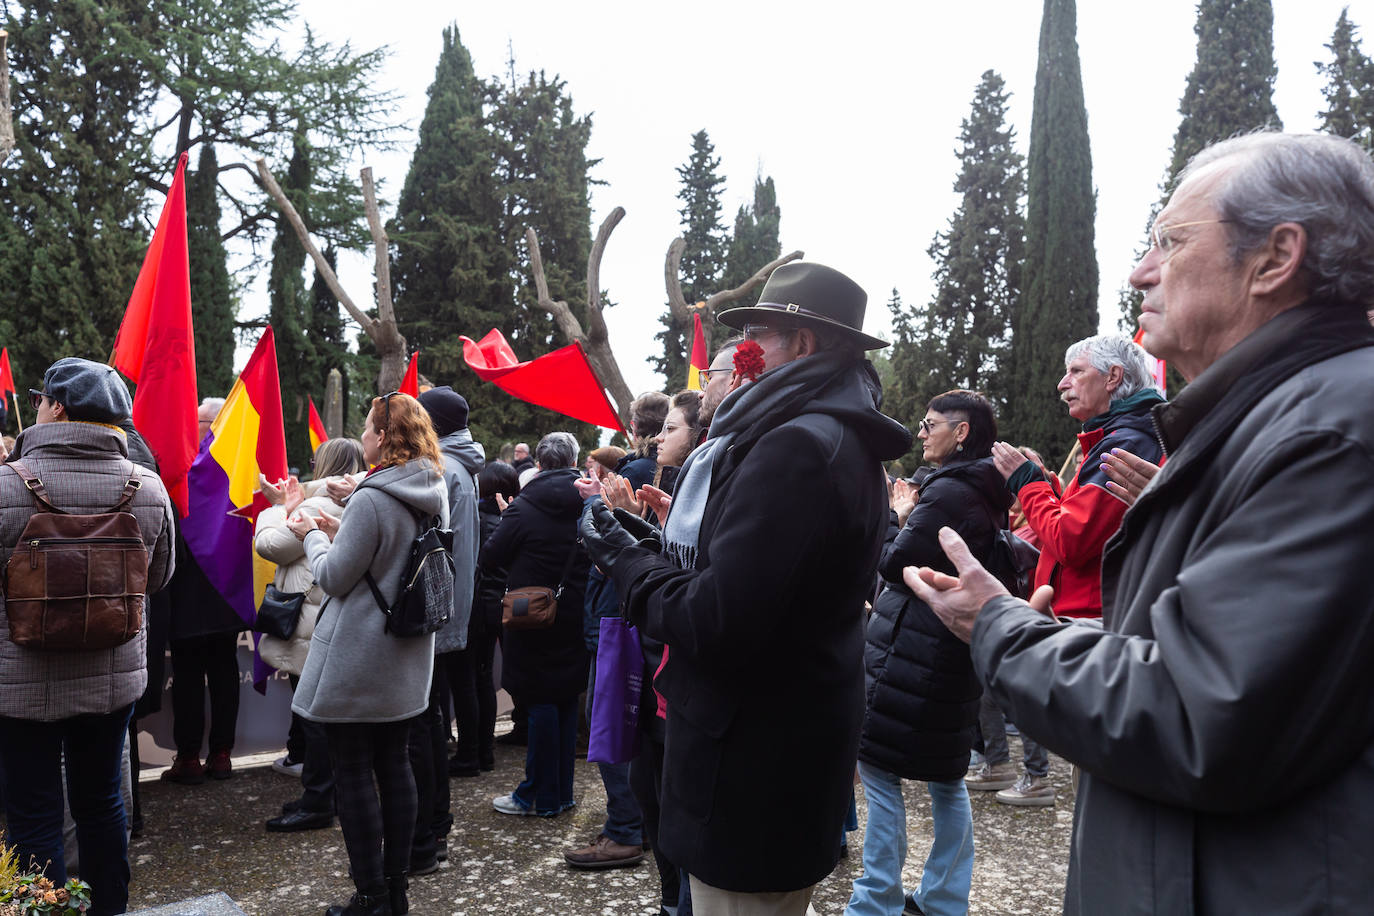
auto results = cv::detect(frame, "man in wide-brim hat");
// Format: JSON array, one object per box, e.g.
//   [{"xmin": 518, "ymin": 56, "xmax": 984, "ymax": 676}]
[{"xmin": 582, "ymin": 262, "xmax": 913, "ymax": 913}]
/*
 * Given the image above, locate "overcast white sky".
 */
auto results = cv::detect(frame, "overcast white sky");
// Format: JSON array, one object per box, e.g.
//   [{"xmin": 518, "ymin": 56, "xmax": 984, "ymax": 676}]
[{"xmin": 274, "ymin": 0, "xmax": 1364, "ymax": 397}]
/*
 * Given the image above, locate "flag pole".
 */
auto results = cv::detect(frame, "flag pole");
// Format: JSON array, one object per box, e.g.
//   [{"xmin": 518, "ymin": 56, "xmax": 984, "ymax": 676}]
[{"xmin": 12, "ymin": 391, "xmax": 23, "ymax": 433}]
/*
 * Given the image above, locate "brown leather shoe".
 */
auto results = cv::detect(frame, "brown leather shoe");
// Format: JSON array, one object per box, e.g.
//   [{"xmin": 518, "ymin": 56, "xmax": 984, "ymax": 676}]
[
  {"xmin": 161, "ymin": 754, "xmax": 206, "ymax": 785},
  {"xmin": 206, "ymin": 749, "xmax": 233, "ymax": 780},
  {"xmin": 563, "ymin": 833, "xmax": 647, "ymax": 870}
]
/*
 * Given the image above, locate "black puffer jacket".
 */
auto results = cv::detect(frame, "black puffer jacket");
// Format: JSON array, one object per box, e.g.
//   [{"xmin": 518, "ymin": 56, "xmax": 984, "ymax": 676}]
[
  {"xmin": 470, "ymin": 497, "xmax": 507, "ymax": 644},
  {"xmin": 479, "ymin": 467, "xmax": 589, "ymax": 704},
  {"xmin": 859, "ymin": 455, "xmax": 1011, "ymax": 782}
]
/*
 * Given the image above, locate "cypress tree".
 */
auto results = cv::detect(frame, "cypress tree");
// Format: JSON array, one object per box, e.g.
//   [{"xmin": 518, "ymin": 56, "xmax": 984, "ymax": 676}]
[
  {"xmin": 719, "ymin": 174, "xmax": 782, "ymax": 349},
  {"xmin": 655, "ymin": 130, "xmax": 727, "ymax": 382},
  {"xmin": 1117, "ymin": 0, "xmax": 1281, "ymax": 332},
  {"xmin": 1007, "ymin": 0, "xmax": 1097, "ymax": 459},
  {"xmin": 0, "ymin": 0, "xmax": 155, "ymax": 398},
  {"xmin": 186, "ymin": 143, "xmax": 237, "ymax": 399},
  {"xmin": 884, "ymin": 289, "xmax": 926, "ymax": 469},
  {"xmin": 390, "ymin": 26, "xmax": 514, "ymax": 450},
  {"xmin": 1317, "ymin": 8, "xmax": 1374, "ymax": 152},
  {"xmin": 486, "ymin": 68, "xmax": 600, "ymax": 452},
  {"xmin": 914, "ymin": 70, "xmax": 1024, "ymax": 421}
]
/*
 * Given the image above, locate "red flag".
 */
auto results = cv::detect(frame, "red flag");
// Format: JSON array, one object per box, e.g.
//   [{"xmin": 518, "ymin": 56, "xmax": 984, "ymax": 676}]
[
  {"xmin": 0, "ymin": 347, "xmax": 15, "ymax": 400},
  {"xmin": 112, "ymin": 152, "xmax": 199, "ymax": 515},
  {"xmin": 1132, "ymin": 327, "xmax": 1167, "ymax": 396},
  {"xmin": 460, "ymin": 329, "xmax": 624, "ymax": 432},
  {"xmin": 308, "ymin": 397, "xmax": 329, "ymax": 453},
  {"xmin": 399, "ymin": 351, "xmax": 420, "ymax": 397},
  {"xmin": 687, "ymin": 313, "xmax": 708, "ymax": 391}
]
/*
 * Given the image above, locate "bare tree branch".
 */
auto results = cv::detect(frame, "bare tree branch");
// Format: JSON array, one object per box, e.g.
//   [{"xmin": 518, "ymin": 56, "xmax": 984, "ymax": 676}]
[
  {"xmin": 703, "ymin": 249, "xmax": 805, "ymax": 314},
  {"xmin": 362, "ymin": 167, "xmax": 395, "ymax": 327},
  {"xmin": 257, "ymin": 157, "xmax": 373, "ymax": 332},
  {"xmin": 664, "ymin": 238, "xmax": 691, "ymax": 325},
  {"xmin": 584, "ymin": 207, "xmax": 625, "ymax": 345},
  {"xmin": 527, "ymin": 222, "xmax": 634, "ymax": 428}
]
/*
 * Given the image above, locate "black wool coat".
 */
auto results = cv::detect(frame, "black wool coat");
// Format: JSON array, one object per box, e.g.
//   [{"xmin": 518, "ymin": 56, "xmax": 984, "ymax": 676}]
[
  {"xmin": 479, "ymin": 467, "xmax": 589, "ymax": 704},
  {"xmin": 613, "ymin": 354, "xmax": 912, "ymax": 894},
  {"xmin": 859, "ymin": 455, "xmax": 1011, "ymax": 782}
]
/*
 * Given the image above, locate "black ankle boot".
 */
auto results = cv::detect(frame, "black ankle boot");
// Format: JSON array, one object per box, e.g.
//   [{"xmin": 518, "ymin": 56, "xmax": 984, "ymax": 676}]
[
  {"xmin": 323, "ymin": 891, "xmax": 391, "ymax": 916},
  {"xmin": 387, "ymin": 875, "xmax": 409, "ymax": 915}
]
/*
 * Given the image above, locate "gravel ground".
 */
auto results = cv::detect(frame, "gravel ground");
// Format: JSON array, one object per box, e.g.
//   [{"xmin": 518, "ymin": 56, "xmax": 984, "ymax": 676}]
[{"xmin": 121, "ymin": 729, "xmax": 1073, "ymax": 916}]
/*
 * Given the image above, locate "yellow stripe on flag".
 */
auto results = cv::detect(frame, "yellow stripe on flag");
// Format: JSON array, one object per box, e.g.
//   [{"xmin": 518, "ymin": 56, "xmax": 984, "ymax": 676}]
[{"xmin": 207, "ymin": 377, "xmax": 266, "ymax": 510}]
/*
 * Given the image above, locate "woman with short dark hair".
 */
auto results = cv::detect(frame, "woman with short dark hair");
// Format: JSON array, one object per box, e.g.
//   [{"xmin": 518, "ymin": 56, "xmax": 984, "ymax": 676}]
[{"xmin": 846, "ymin": 389, "xmax": 1010, "ymax": 916}]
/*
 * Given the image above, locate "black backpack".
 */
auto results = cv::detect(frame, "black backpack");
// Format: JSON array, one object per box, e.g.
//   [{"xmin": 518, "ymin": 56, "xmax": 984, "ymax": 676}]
[{"xmin": 364, "ymin": 507, "xmax": 454, "ymax": 638}]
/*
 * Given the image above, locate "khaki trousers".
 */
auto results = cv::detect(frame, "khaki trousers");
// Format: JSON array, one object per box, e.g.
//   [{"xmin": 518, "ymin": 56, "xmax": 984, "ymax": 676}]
[{"xmin": 689, "ymin": 876, "xmax": 820, "ymax": 916}]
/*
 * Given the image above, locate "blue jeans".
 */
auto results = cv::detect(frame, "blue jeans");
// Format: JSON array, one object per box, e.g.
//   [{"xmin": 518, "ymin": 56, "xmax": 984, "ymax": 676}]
[
  {"xmin": 0, "ymin": 704, "xmax": 135, "ymax": 916},
  {"xmin": 587, "ymin": 658, "xmax": 644, "ymax": 845},
  {"xmin": 512, "ymin": 698, "xmax": 578, "ymax": 815},
  {"xmin": 846, "ymin": 761, "xmax": 974, "ymax": 916}
]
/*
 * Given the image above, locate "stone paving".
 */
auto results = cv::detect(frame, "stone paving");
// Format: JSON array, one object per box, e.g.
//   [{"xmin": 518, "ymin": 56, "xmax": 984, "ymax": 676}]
[{"xmin": 124, "ymin": 728, "xmax": 1073, "ymax": 916}]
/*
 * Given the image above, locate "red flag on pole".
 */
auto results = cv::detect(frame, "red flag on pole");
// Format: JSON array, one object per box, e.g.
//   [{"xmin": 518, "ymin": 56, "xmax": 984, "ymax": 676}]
[
  {"xmin": 112, "ymin": 152, "xmax": 199, "ymax": 515},
  {"xmin": 687, "ymin": 313, "xmax": 708, "ymax": 391},
  {"xmin": 0, "ymin": 347, "xmax": 15, "ymax": 401},
  {"xmin": 308, "ymin": 397, "xmax": 329, "ymax": 453},
  {"xmin": 460, "ymin": 329, "xmax": 624, "ymax": 432},
  {"xmin": 399, "ymin": 351, "xmax": 420, "ymax": 397}
]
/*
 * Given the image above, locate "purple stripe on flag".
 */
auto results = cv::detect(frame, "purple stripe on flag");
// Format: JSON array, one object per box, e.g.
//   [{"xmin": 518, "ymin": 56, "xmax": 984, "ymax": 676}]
[{"xmin": 181, "ymin": 436, "xmax": 257, "ymax": 627}]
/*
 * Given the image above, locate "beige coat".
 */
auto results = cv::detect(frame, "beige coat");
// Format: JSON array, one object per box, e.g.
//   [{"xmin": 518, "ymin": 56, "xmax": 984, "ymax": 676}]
[{"xmin": 253, "ymin": 479, "xmax": 345, "ymax": 676}]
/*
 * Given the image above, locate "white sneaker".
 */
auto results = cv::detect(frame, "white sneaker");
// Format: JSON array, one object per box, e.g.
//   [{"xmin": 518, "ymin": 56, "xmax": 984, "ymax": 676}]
[
  {"xmin": 492, "ymin": 793, "xmax": 534, "ymax": 816},
  {"xmin": 271, "ymin": 755, "xmax": 304, "ymax": 777}
]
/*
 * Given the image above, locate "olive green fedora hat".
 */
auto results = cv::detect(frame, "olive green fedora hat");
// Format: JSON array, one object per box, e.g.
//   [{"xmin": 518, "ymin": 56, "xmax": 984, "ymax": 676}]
[{"xmin": 717, "ymin": 261, "xmax": 888, "ymax": 350}]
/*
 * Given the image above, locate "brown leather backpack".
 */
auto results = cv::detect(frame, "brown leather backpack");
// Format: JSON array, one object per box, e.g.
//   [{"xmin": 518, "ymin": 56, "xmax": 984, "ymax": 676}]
[{"xmin": 3, "ymin": 461, "xmax": 148, "ymax": 650}]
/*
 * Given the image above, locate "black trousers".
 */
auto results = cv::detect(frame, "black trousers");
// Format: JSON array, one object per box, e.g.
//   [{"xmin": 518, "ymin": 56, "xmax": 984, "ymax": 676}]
[
  {"xmin": 169, "ymin": 633, "xmax": 240, "ymax": 756},
  {"xmin": 445, "ymin": 630, "xmax": 498, "ymax": 769},
  {"xmin": 408, "ymin": 674, "xmax": 452, "ymax": 867},
  {"xmin": 326, "ymin": 720, "xmax": 415, "ymax": 892},
  {"xmin": 630, "ymin": 729, "xmax": 684, "ymax": 909}
]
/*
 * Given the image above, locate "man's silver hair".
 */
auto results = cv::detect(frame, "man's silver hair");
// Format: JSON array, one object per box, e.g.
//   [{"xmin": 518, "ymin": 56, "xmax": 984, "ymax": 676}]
[
  {"xmin": 535, "ymin": 431, "xmax": 578, "ymax": 469},
  {"xmin": 199, "ymin": 397, "xmax": 226, "ymax": 413},
  {"xmin": 1178, "ymin": 131, "xmax": 1374, "ymax": 310},
  {"xmin": 1064, "ymin": 334, "xmax": 1158, "ymax": 401}
]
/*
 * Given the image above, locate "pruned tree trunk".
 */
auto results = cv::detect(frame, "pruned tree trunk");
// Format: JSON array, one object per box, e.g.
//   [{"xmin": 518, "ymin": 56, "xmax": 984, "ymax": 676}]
[
  {"xmin": 1, "ymin": 31, "xmax": 15, "ymax": 161},
  {"xmin": 527, "ymin": 207, "xmax": 635, "ymax": 429},
  {"xmin": 324, "ymin": 368, "xmax": 344, "ymax": 438},
  {"xmin": 256, "ymin": 158, "xmax": 407, "ymax": 393},
  {"xmin": 665, "ymin": 243, "xmax": 805, "ymax": 343}
]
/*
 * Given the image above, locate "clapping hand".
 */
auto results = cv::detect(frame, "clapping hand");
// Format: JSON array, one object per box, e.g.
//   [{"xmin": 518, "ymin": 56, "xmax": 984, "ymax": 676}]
[
  {"xmin": 574, "ymin": 475, "xmax": 603, "ymax": 500},
  {"xmin": 259, "ymin": 473, "xmax": 286, "ymax": 505},
  {"xmin": 903, "ymin": 527, "xmax": 1055, "ymax": 643},
  {"xmin": 282, "ymin": 476, "xmax": 305, "ymax": 515},
  {"xmin": 991, "ymin": 441, "xmax": 1030, "ymax": 481},
  {"xmin": 1102, "ymin": 448, "xmax": 1160, "ymax": 507},
  {"xmin": 601, "ymin": 473, "xmax": 644, "ymax": 517},
  {"xmin": 637, "ymin": 484, "xmax": 673, "ymax": 527},
  {"xmin": 285, "ymin": 511, "xmax": 318, "ymax": 540},
  {"xmin": 890, "ymin": 478, "xmax": 917, "ymax": 526},
  {"xmin": 326, "ymin": 473, "xmax": 358, "ymax": 505},
  {"xmin": 316, "ymin": 513, "xmax": 340, "ymax": 541}
]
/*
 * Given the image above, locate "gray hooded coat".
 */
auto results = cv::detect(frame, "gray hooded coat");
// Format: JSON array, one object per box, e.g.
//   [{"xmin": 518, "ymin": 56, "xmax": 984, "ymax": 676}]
[
  {"xmin": 433, "ymin": 429, "xmax": 484, "ymax": 654},
  {"xmin": 292, "ymin": 458, "xmax": 449, "ymax": 724}
]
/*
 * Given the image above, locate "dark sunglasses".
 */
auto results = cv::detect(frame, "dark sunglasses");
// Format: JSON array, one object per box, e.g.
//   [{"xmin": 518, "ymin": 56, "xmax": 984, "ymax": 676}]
[
  {"xmin": 377, "ymin": 390, "xmax": 401, "ymax": 431},
  {"xmin": 29, "ymin": 389, "xmax": 47, "ymax": 410}
]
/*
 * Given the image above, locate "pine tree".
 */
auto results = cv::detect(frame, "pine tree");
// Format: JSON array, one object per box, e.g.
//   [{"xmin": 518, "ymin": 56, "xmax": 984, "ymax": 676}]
[
  {"xmin": 914, "ymin": 71, "xmax": 1024, "ymax": 421},
  {"xmin": 655, "ymin": 130, "xmax": 727, "ymax": 382},
  {"xmin": 390, "ymin": 26, "xmax": 514, "ymax": 449},
  {"xmin": 1317, "ymin": 8, "xmax": 1374, "ymax": 152},
  {"xmin": 719, "ymin": 174, "xmax": 782, "ymax": 349},
  {"xmin": 186, "ymin": 143, "xmax": 237, "ymax": 399},
  {"xmin": 1006, "ymin": 0, "xmax": 1097, "ymax": 459},
  {"xmin": 0, "ymin": 0, "xmax": 156, "ymax": 398},
  {"xmin": 1117, "ymin": 0, "xmax": 1281, "ymax": 332}
]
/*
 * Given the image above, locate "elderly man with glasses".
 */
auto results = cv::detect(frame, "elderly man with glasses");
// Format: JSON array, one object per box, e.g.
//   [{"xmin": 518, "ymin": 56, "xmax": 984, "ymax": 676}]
[{"xmin": 912, "ymin": 132, "xmax": 1374, "ymax": 913}]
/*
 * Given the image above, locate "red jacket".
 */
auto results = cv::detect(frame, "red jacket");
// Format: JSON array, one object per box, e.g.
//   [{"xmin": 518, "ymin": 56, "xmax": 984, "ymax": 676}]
[{"xmin": 1011, "ymin": 392, "xmax": 1165, "ymax": 617}]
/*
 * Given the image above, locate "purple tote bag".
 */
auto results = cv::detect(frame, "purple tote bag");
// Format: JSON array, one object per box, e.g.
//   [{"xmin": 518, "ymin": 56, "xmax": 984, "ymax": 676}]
[{"xmin": 587, "ymin": 617, "xmax": 643, "ymax": 764}]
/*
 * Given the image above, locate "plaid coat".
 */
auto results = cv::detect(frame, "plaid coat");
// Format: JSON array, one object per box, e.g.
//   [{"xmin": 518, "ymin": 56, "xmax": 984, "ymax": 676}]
[{"xmin": 0, "ymin": 422, "xmax": 176, "ymax": 721}]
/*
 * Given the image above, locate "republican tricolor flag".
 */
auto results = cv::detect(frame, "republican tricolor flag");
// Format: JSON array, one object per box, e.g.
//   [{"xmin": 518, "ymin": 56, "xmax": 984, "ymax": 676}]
[
  {"xmin": 308, "ymin": 397, "xmax": 329, "ymax": 453},
  {"xmin": 686, "ymin": 313, "xmax": 708, "ymax": 391},
  {"xmin": 181, "ymin": 328, "xmax": 288, "ymax": 691}
]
